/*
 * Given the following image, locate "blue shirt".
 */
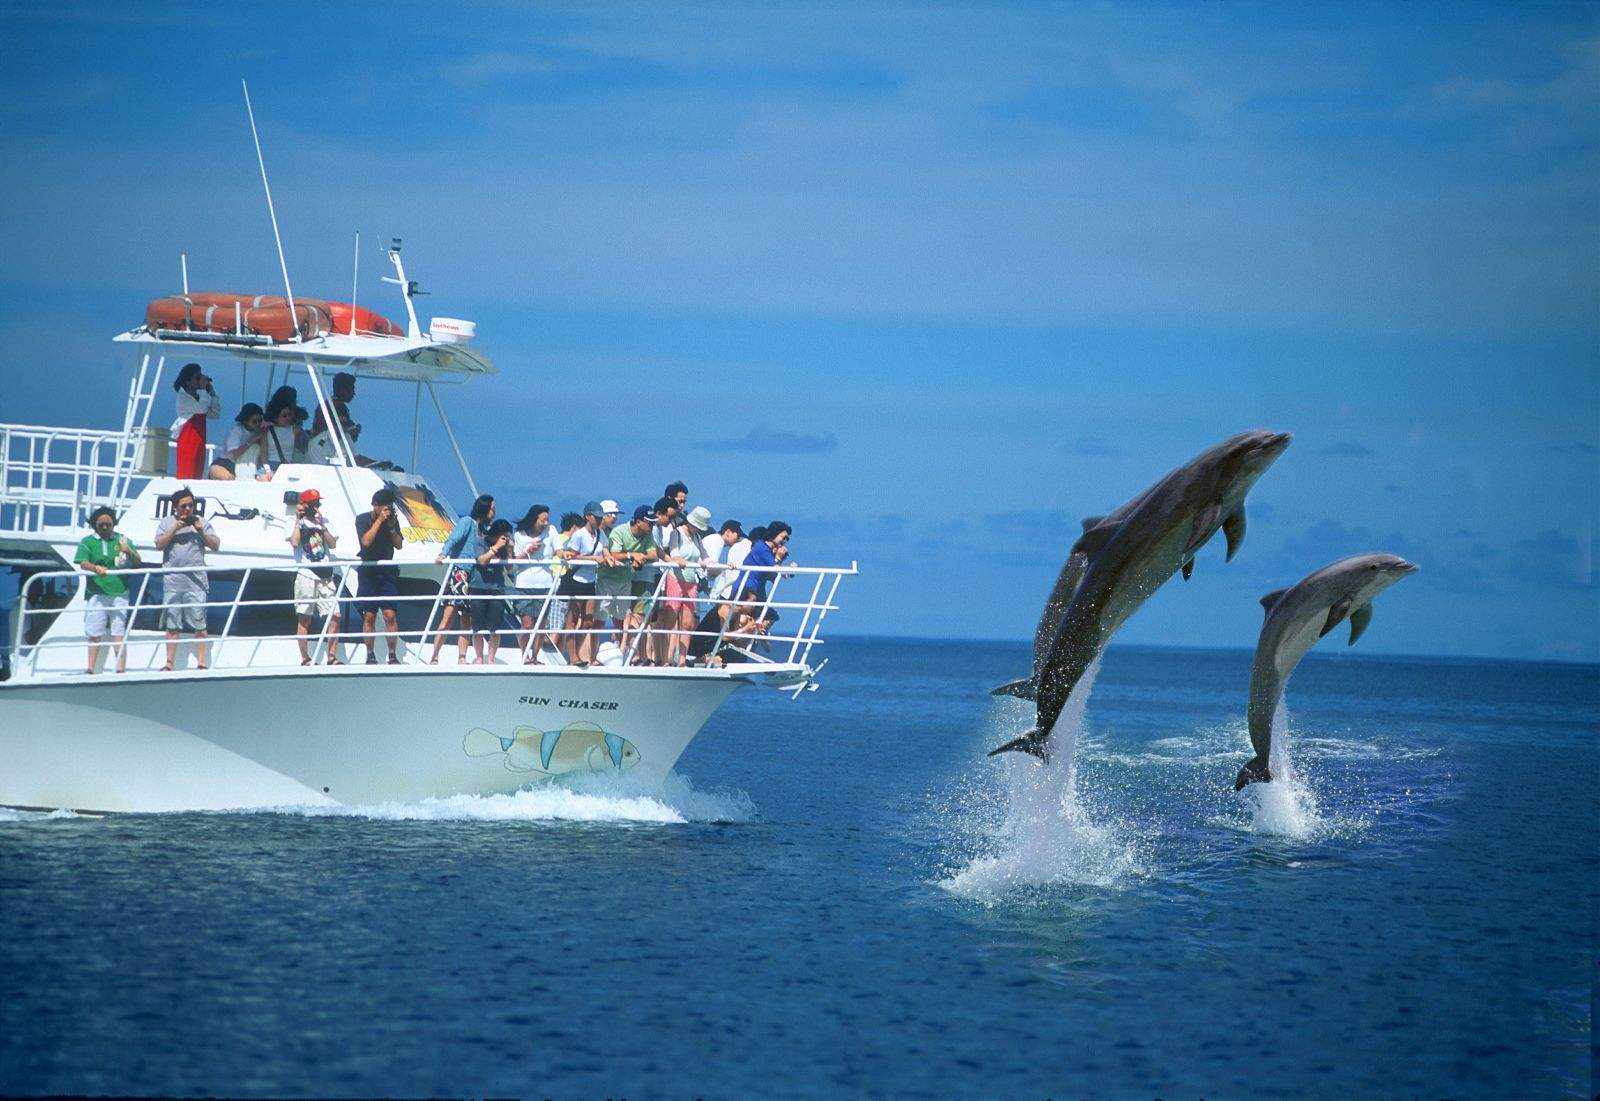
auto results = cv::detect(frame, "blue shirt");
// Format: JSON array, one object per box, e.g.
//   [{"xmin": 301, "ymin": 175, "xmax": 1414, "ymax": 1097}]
[{"xmin": 736, "ymin": 540, "xmax": 777, "ymax": 600}]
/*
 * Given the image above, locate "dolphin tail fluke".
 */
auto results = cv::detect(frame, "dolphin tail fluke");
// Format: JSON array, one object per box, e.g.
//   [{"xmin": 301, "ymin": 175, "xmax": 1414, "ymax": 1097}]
[
  {"xmin": 989, "ymin": 677, "xmax": 1038, "ymax": 701},
  {"xmin": 1234, "ymin": 756, "xmax": 1272, "ymax": 791},
  {"xmin": 988, "ymin": 727, "xmax": 1049, "ymax": 761}
]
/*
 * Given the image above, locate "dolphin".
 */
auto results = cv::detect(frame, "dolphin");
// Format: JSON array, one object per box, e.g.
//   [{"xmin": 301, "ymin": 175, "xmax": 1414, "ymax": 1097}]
[
  {"xmin": 990, "ymin": 429, "xmax": 1293, "ymax": 760},
  {"xmin": 1235, "ymin": 553, "xmax": 1419, "ymax": 790}
]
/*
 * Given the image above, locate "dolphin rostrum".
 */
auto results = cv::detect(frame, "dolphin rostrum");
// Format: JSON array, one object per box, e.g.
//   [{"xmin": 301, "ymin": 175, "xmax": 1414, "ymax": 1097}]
[
  {"xmin": 990, "ymin": 430, "xmax": 1292, "ymax": 760},
  {"xmin": 1235, "ymin": 553, "xmax": 1418, "ymax": 790}
]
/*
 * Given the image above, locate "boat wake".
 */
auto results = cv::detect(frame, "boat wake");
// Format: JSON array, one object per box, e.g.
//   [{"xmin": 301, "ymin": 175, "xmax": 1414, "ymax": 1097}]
[
  {"xmin": 0, "ymin": 807, "xmax": 80, "ymax": 823},
  {"xmin": 938, "ymin": 659, "xmax": 1143, "ymax": 901},
  {"xmin": 233, "ymin": 771, "xmax": 756, "ymax": 825}
]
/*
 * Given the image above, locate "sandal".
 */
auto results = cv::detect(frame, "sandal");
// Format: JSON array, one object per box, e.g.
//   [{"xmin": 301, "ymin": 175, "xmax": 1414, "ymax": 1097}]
[
  {"xmin": 301, "ymin": 658, "xmax": 313, "ymax": 666},
  {"xmin": 325, "ymin": 656, "xmax": 343, "ymax": 666},
  {"xmin": 161, "ymin": 663, "xmax": 174, "ymax": 672},
  {"xmin": 387, "ymin": 656, "xmax": 402, "ymax": 665}
]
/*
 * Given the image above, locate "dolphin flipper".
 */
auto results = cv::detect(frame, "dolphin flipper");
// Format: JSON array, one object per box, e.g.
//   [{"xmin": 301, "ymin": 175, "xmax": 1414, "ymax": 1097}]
[
  {"xmin": 1182, "ymin": 557, "xmax": 1195, "ymax": 581},
  {"xmin": 990, "ymin": 677, "xmax": 1038, "ymax": 700},
  {"xmin": 1348, "ymin": 603, "xmax": 1373, "ymax": 645},
  {"xmin": 987, "ymin": 727, "xmax": 1049, "ymax": 761},
  {"xmin": 1320, "ymin": 595, "xmax": 1353, "ymax": 637},
  {"xmin": 1223, "ymin": 509, "xmax": 1246, "ymax": 561},
  {"xmin": 1186, "ymin": 503, "xmax": 1221, "ymax": 553}
]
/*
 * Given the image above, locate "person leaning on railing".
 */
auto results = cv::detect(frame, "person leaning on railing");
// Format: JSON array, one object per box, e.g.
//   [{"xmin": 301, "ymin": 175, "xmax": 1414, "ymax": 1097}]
[
  {"xmin": 511, "ymin": 505, "xmax": 557, "ymax": 666},
  {"xmin": 74, "ymin": 506, "xmax": 142, "ymax": 674},
  {"xmin": 154, "ymin": 487, "xmax": 220, "ymax": 671},
  {"xmin": 430, "ymin": 494, "xmax": 493, "ymax": 665},
  {"xmin": 355, "ymin": 488, "xmax": 405, "ymax": 664},
  {"xmin": 472, "ymin": 519, "xmax": 515, "ymax": 664}
]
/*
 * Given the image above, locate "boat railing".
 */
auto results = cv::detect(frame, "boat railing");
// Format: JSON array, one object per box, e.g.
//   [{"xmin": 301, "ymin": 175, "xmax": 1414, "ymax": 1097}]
[
  {"xmin": 6, "ymin": 558, "xmax": 857, "ymax": 682},
  {"xmin": 0, "ymin": 421, "xmax": 165, "ymax": 536}
]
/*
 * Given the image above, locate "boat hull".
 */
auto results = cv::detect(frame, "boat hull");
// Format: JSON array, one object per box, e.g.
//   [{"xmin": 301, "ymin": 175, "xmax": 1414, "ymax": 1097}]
[{"xmin": 0, "ymin": 668, "xmax": 745, "ymax": 812}]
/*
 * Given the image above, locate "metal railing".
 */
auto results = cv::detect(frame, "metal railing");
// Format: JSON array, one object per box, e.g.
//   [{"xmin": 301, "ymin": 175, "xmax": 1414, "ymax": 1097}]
[
  {"xmin": 6, "ymin": 557, "xmax": 856, "ymax": 681},
  {"xmin": 0, "ymin": 422, "xmax": 164, "ymax": 535}
]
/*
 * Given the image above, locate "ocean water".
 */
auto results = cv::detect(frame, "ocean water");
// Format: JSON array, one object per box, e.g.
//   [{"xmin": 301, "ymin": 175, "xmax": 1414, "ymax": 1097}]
[{"xmin": 0, "ymin": 638, "xmax": 1594, "ymax": 1098}]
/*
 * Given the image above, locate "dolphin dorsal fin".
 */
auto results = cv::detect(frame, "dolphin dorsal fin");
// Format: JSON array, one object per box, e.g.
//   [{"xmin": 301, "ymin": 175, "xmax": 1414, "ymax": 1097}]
[
  {"xmin": 1259, "ymin": 587, "xmax": 1288, "ymax": 615},
  {"xmin": 1071, "ymin": 521, "xmax": 1118, "ymax": 559},
  {"xmin": 1080, "ymin": 515, "xmax": 1106, "ymax": 532}
]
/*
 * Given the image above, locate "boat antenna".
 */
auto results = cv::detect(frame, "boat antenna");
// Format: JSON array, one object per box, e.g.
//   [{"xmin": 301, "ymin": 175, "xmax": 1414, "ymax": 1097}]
[
  {"xmin": 241, "ymin": 80, "xmax": 299, "ymax": 319},
  {"xmin": 349, "ymin": 230, "xmax": 360, "ymax": 335},
  {"xmin": 180, "ymin": 251, "xmax": 189, "ymax": 296}
]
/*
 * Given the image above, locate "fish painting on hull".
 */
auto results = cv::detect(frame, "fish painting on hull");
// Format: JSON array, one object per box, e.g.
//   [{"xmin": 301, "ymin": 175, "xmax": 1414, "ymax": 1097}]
[
  {"xmin": 464, "ymin": 722, "xmax": 641, "ymax": 777},
  {"xmin": 991, "ymin": 429, "xmax": 1292, "ymax": 761},
  {"xmin": 1236, "ymin": 552, "xmax": 1418, "ymax": 790}
]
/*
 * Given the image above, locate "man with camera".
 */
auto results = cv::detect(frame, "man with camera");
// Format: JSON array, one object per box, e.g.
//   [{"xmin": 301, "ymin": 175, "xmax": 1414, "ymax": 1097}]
[
  {"xmin": 289, "ymin": 488, "xmax": 342, "ymax": 665},
  {"xmin": 154, "ymin": 486, "xmax": 220, "ymax": 671},
  {"xmin": 355, "ymin": 487, "xmax": 406, "ymax": 664}
]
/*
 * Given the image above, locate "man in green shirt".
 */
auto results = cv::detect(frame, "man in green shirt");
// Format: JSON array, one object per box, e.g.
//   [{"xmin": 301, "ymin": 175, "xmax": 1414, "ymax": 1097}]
[
  {"xmin": 74, "ymin": 506, "xmax": 142, "ymax": 673},
  {"xmin": 599, "ymin": 505, "xmax": 657, "ymax": 651}
]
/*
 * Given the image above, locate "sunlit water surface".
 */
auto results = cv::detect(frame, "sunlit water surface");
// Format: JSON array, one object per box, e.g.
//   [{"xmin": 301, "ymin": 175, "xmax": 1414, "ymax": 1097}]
[{"xmin": 1, "ymin": 640, "xmax": 1594, "ymax": 1097}]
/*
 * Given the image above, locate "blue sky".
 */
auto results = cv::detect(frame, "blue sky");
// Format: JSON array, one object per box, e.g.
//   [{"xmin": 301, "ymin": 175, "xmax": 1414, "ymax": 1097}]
[{"xmin": 2, "ymin": 2, "xmax": 1596, "ymax": 660}]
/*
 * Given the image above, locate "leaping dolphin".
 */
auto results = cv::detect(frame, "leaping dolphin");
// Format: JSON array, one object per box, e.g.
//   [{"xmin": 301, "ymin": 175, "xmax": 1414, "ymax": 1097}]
[
  {"xmin": 1235, "ymin": 553, "xmax": 1418, "ymax": 790},
  {"xmin": 990, "ymin": 429, "xmax": 1292, "ymax": 760}
]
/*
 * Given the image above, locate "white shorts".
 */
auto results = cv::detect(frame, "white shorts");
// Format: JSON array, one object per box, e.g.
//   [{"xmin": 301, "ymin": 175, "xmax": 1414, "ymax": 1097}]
[
  {"xmin": 85, "ymin": 593, "xmax": 130, "ymax": 637},
  {"xmin": 294, "ymin": 572, "xmax": 338, "ymax": 618}
]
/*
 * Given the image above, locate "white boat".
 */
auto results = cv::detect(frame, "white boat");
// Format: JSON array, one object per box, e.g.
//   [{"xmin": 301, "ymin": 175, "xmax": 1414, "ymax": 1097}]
[{"xmin": 0, "ymin": 243, "xmax": 855, "ymax": 813}]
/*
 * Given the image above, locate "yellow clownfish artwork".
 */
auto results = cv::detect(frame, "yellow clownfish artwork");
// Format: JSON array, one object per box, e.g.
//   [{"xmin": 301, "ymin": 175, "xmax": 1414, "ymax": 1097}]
[{"xmin": 463, "ymin": 722, "xmax": 641, "ymax": 776}]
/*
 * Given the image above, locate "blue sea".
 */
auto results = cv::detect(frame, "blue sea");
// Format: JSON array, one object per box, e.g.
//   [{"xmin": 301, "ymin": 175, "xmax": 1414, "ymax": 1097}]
[{"xmin": 1, "ymin": 638, "xmax": 1594, "ymax": 1098}]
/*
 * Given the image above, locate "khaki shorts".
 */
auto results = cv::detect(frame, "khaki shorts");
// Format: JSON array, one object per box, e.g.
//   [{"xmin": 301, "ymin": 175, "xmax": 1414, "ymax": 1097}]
[
  {"xmin": 596, "ymin": 575, "xmax": 632, "ymax": 621},
  {"xmin": 161, "ymin": 590, "xmax": 207, "ymax": 633},
  {"xmin": 294, "ymin": 572, "xmax": 338, "ymax": 618}
]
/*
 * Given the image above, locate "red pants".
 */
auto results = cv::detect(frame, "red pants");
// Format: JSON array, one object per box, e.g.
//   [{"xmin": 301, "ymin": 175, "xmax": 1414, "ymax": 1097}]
[{"xmin": 175, "ymin": 414, "xmax": 207, "ymax": 479}]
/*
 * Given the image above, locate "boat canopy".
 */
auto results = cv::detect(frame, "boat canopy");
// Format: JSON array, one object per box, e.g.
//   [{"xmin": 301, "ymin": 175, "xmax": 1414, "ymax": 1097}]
[{"xmin": 113, "ymin": 328, "xmax": 495, "ymax": 383}]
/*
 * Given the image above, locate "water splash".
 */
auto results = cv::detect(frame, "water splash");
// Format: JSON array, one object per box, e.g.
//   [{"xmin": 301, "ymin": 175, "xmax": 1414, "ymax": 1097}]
[
  {"xmin": 938, "ymin": 658, "xmax": 1142, "ymax": 900},
  {"xmin": 0, "ymin": 807, "xmax": 79, "ymax": 823},
  {"xmin": 1241, "ymin": 700, "xmax": 1321, "ymax": 838},
  {"xmin": 228, "ymin": 771, "xmax": 756, "ymax": 825}
]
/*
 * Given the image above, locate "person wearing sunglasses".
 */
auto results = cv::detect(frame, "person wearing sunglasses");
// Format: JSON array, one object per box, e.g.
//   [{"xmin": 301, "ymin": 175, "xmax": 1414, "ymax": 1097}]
[{"xmin": 74, "ymin": 506, "xmax": 141, "ymax": 674}]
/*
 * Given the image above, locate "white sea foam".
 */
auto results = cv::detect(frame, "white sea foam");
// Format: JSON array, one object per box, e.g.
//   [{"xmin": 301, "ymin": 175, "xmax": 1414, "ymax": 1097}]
[
  {"xmin": 234, "ymin": 771, "xmax": 756, "ymax": 825},
  {"xmin": 1241, "ymin": 701, "xmax": 1320, "ymax": 838},
  {"xmin": 0, "ymin": 807, "xmax": 80, "ymax": 823},
  {"xmin": 939, "ymin": 658, "xmax": 1143, "ymax": 901}
]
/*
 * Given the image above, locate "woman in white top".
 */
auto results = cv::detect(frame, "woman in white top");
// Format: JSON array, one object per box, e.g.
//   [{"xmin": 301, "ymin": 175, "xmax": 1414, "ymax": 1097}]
[
  {"xmin": 171, "ymin": 363, "xmax": 219, "ymax": 479},
  {"xmin": 261, "ymin": 403, "xmax": 305, "ymax": 473},
  {"xmin": 511, "ymin": 505, "xmax": 559, "ymax": 664},
  {"xmin": 210, "ymin": 403, "xmax": 268, "ymax": 481}
]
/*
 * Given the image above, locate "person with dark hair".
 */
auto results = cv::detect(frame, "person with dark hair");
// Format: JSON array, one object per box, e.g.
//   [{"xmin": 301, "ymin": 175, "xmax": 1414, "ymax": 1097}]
[
  {"xmin": 735, "ymin": 522, "xmax": 790, "ymax": 604},
  {"xmin": 430, "ymin": 494, "xmax": 493, "ymax": 664},
  {"xmin": 549, "ymin": 511, "xmax": 583, "ymax": 663},
  {"xmin": 600, "ymin": 505, "xmax": 657, "ymax": 655},
  {"xmin": 472, "ymin": 518, "xmax": 515, "ymax": 663},
  {"xmin": 210, "ymin": 403, "xmax": 267, "ymax": 480},
  {"xmin": 663, "ymin": 481, "xmax": 688, "ymax": 511},
  {"xmin": 512, "ymin": 505, "xmax": 557, "ymax": 664},
  {"xmin": 309, "ymin": 372, "xmax": 368, "ymax": 465},
  {"xmin": 707, "ymin": 519, "xmax": 750, "ymax": 605},
  {"xmin": 170, "ymin": 363, "xmax": 218, "ymax": 479},
  {"xmin": 75, "ymin": 506, "xmax": 141, "ymax": 673},
  {"xmin": 355, "ymin": 487, "xmax": 405, "ymax": 664},
  {"xmin": 264, "ymin": 385, "xmax": 298, "ymax": 424},
  {"xmin": 641, "ymin": 496, "xmax": 682, "ymax": 660},
  {"xmin": 558, "ymin": 502, "xmax": 607, "ymax": 667},
  {"xmin": 261, "ymin": 401, "xmax": 305, "ymax": 473},
  {"xmin": 154, "ymin": 486, "xmax": 220, "ymax": 670}
]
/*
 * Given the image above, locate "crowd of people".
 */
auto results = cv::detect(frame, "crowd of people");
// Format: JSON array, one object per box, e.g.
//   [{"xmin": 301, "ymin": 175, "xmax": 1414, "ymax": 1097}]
[{"xmin": 72, "ymin": 481, "xmax": 796, "ymax": 673}]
